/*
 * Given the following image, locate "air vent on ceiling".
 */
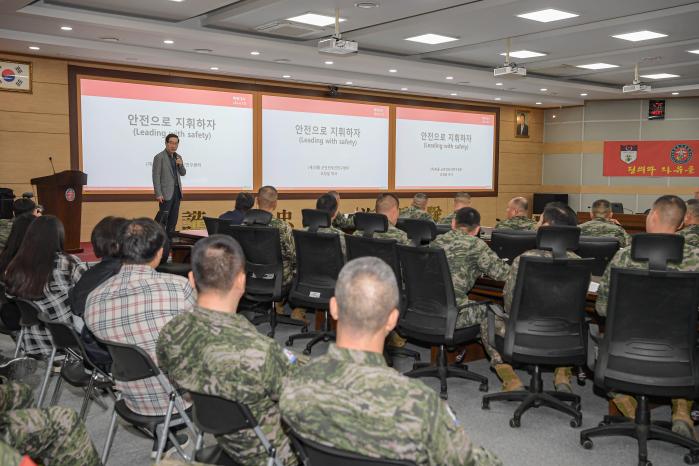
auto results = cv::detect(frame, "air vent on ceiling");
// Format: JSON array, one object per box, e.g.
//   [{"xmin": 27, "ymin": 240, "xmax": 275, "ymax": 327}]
[{"xmin": 255, "ymin": 21, "xmax": 325, "ymax": 37}]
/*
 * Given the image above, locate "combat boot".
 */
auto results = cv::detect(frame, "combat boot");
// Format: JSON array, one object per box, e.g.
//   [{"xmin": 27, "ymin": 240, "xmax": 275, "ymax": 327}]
[
  {"xmin": 672, "ymin": 398, "xmax": 698, "ymax": 440},
  {"xmin": 554, "ymin": 366, "xmax": 573, "ymax": 393},
  {"xmin": 495, "ymin": 363, "xmax": 524, "ymax": 392}
]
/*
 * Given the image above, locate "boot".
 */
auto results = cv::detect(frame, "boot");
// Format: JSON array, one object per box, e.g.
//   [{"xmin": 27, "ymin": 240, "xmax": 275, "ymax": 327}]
[
  {"xmin": 611, "ymin": 394, "xmax": 637, "ymax": 420},
  {"xmin": 387, "ymin": 331, "xmax": 407, "ymax": 348},
  {"xmin": 554, "ymin": 367, "xmax": 573, "ymax": 393},
  {"xmin": 672, "ymin": 399, "xmax": 698, "ymax": 440},
  {"xmin": 495, "ymin": 364, "xmax": 524, "ymax": 392}
]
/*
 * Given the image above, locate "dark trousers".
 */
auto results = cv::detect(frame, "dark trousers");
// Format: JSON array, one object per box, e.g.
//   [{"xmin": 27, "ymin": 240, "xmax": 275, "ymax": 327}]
[{"xmin": 155, "ymin": 188, "xmax": 181, "ymax": 264}]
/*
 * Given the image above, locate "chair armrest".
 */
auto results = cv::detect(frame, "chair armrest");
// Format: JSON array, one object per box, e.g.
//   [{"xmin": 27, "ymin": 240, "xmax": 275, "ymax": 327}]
[
  {"xmin": 586, "ymin": 324, "xmax": 602, "ymax": 372},
  {"xmin": 486, "ymin": 303, "xmax": 508, "ymax": 348}
]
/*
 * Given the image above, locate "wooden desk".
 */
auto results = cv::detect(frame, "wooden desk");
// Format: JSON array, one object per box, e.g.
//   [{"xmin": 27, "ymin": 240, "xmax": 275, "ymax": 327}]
[{"xmin": 576, "ymin": 212, "xmax": 646, "ymax": 234}]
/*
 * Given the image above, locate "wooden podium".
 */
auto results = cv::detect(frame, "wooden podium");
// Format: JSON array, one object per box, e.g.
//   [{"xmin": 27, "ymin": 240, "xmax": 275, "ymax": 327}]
[{"xmin": 31, "ymin": 170, "xmax": 87, "ymax": 253}]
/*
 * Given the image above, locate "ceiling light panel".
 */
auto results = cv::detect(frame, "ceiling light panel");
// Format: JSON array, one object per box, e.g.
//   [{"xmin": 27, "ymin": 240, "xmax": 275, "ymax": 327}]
[
  {"xmin": 499, "ymin": 50, "xmax": 546, "ymax": 59},
  {"xmin": 405, "ymin": 33, "xmax": 458, "ymax": 45},
  {"xmin": 576, "ymin": 63, "xmax": 618, "ymax": 70},
  {"xmin": 641, "ymin": 73, "xmax": 679, "ymax": 79},
  {"xmin": 517, "ymin": 9, "xmax": 578, "ymax": 23},
  {"xmin": 287, "ymin": 13, "xmax": 345, "ymax": 27},
  {"xmin": 612, "ymin": 31, "xmax": 667, "ymax": 42}
]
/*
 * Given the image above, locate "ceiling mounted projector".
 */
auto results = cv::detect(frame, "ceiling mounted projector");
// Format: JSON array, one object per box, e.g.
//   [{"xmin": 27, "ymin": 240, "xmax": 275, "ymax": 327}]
[
  {"xmin": 622, "ymin": 64, "xmax": 651, "ymax": 93},
  {"xmin": 495, "ymin": 38, "xmax": 526, "ymax": 77},
  {"xmin": 318, "ymin": 8, "xmax": 358, "ymax": 55}
]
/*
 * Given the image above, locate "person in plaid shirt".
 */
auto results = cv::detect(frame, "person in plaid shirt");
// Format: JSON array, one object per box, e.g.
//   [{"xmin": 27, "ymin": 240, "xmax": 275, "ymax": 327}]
[
  {"xmin": 4, "ymin": 216, "xmax": 86, "ymax": 357},
  {"xmin": 85, "ymin": 218, "xmax": 195, "ymax": 418}
]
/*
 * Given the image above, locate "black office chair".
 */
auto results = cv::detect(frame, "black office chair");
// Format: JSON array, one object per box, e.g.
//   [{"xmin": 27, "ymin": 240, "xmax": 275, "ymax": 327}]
[
  {"xmin": 285, "ymin": 210, "xmax": 344, "ymax": 355},
  {"xmin": 204, "ymin": 216, "xmax": 222, "ymax": 235},
  {"xmin": 96, "ymin": 337, "xmax": 197, "ymax": 464},
  {"xmin": 243, "ymin": 209, "xmax": 272, "ymax": 226},
  {"xmin": 0, "ymin": 283, "xmax": 22, "ymax": 356},
  {"xmin": 156, "ymin": 262, "xmax": 191, "ymax": 277},
  {"xmin": 396, "ymin": 219, "xmax": 437, "ymax": 246},
  {"xmin": 285, "ymin": 422, "xmax": 416, "ymax": 466},
  {"xmin": 489, "ymin": 229, "xmax": 538, "ymax": 263},
  {"xmin": 37, "ymin": 314, "xmax": 113, "ymax": 419},
  {"xmin": 396, "ymin": 245, "xmax": 489, "ymax": 399},
  {"xmin": 580, "ymin": 234, "xmax": 699, "ymax": 466},
  {"xmin": 190, "ymin": 391, "xmax": 281, "ymax": 466},
  {"xmin": 481, "ymin": 226, "xmax": 592, "ymax": 428},
  {"xmin": 13, "ymin": 299, "xmax": 54, "ymax": 407},
  {"xmin": 577, "ymin": 236, "xmax": 621, "ymax": 276},
  {"xmin": 435, "ymin": 223, "xmax": 452, "ymax": 236}
]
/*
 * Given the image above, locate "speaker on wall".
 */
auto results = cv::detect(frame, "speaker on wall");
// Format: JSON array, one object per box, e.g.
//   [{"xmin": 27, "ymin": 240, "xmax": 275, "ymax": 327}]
[{"xmin": 533, "ymin": 193, "xmax": 569, "ymax": 214}]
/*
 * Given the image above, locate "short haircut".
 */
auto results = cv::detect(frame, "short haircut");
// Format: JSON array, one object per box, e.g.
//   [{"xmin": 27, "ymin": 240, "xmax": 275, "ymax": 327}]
[
  {"xmin": 375, "ymin": 193, "xmax": 399, "ymax": 214},
  {"xmin": 413, "ymin": 193, "xmax": 428, "ymax": 207},
  {"xmin": 454, "ymin": 207, "xmax": 480, "ymax": 231},
  {"xmin": 165, "ymin": 133, "xmax": 179, "ymax": 143},
  {"xmin": 454, "ymin": 192, "xmax": 472, "ymax": 205},
  {"xmin": 328, "ymin": 190, "xmax": 340, "ymax": 200},
  {"xmin": 542, "ymin": 202, "xmax": 578, "ymax": 227},
  {"xmin": 591, "ymin": 199, "xmax": 611, "ymax": 218},
  {"xmin": 119, "ymin": 218, "xmax": 166, "ymax": 264},
  {"xmin": 13, "ymin": 198, "xmax": 36, "ymax": 216},
  {"xmin": 335, "ymin": 257, "xmax": 399, "ymax": 333},
  {"xmin": 686, "ymin": 198, "xmax": 699, "ymax": 220},
  {"xmin": 510, "ymin": 196, "xmax": 529, "ymax": 213},
  {"xmin": 257, "ymin": 185, "xmax": 278, "ymax": 210},
  {"xmin": 652, "ymin": 195, "xmax": 686, "ymax": 229},
  {"xmin": 316, "ymin": 193, "xmax": 338, "ymax": 216},
  {"xmin": 191, "ymin": 234, "xmax": 245, "ymax": 294},
  {"xmin": 234, "ymin": 192, "xmax": 255, "ymax": 211},
  {"xmin": 91, "ymin": 216, "xmax": 128, "ymax": 259}
]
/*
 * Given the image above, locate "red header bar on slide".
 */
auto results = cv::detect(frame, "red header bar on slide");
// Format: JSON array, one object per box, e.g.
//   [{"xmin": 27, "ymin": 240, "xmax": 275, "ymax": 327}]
[
  {"xmin": 397, "ymin": 107, "xmax": 495, "ymax": 126},
  {"xmin": 263, "ymin": 95, "xmax": 388, "ymax": 118},
  {"xmin": 80, "ymin": 78, "xmax": 252, "ymax": 108}
]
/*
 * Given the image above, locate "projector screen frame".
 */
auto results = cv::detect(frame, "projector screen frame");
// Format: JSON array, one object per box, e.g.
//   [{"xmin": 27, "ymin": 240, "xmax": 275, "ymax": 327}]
[{"xmin": 69, "ymin": 65, "xmax": 500, "ymax": 201}]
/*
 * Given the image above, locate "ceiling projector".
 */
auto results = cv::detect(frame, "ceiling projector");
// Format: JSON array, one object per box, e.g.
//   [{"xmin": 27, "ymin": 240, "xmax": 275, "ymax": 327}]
[
  {"xmin": 622, "ymin": 82, "xmax": 651, "ymax": 93},
  {"xmin": 494, "ymin": 64, "xmax": 527, "ymax": 77},
  {"xmin": 318, "ymin": 37, "xmax": 358, "ymax": 55}
]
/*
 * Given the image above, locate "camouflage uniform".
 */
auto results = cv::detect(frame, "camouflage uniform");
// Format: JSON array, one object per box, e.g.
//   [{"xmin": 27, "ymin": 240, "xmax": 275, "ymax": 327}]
[
  {"xmin": 0, "ymin": 381, "xmax": 100, "ymax": 466},
  {"xmin": 332, "ymin": 211, "xmax": 355, "ymax": 230},
  {"xmin": 438, "ymin": 211, "xmax": 456, "ymax": 225},
  {"xmin": 432, "ymin": 230, "xmax": 510, "ymax": 328},
  {"xmin": 353, "ymin": 224, "xmax": 411, "ymax": 245},
  {"xmin": 280, "ymin": 344, "xmax": 502, "ymax": 466},
  {"xmin": 494, "ymin": 216, "xmax": 537, "ymax": 231},
  {"xmin": 305, "ymin": 225, "xmax": 346, "ymax": 257},
  {"xmin": 399, "ymin": 205, "xmax": 434, "ymax": 221},
  {"xmin": 0, "ymin": 218, "xmax": 12, "ymax": 253},
  {"xmin": 579, "ymin": 217, "xmax": 631, "ymax": 248},
  {"xmin": 678, "ymin": 224, "xmax": 699, "ymax": 249},
  {"xmin": 481, "ymin": 249, "xmax": 580, "ymax": 366},
  {"xmin": 157, "ymin": 305, "xmax": 301, "ymax": 466},
  {"xmin": 269, "ymin": 217, "xmax": 296, "ymax": 287}
]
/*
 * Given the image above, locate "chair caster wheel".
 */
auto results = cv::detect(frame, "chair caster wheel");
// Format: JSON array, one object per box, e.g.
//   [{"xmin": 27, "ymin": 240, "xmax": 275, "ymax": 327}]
[
  {"xmin": 573, "ymin": 402, "xmax": 582, "ymax": 412},
  {"xmin": 301, "ymin": 326, "xmax": 308, "ymax": 333},
  {"xmin": 302, "ymin": 348, "xmax": 311, "ymax": 356},
  {"xmin": 581, "ymin": 438, "xmax": 593, "ymax": 449},
  {"xmin": 479, "ymin": 382, "xmax": 488, "ymax": 392},
  {"xmin": 598, "ymin": 421, "xmax": 609, "ymax": 427},
  {"xmin": 570, "ymin": 417, "xmax": 582, "ymax": 428},
  {"xmin": 639, "ymin": 460, "xmax": 652, "ymax": 466},
  {"xmin": 685, "ymin": 453, "xmax": 699, "ymax": 464},
  {"xmin": 285, "ymin": 339, "xmax": 293, "ymax": 346},
  {"xmin": 482, "ymin": 400, "xmax": 490, "ymax": 410},
  {"xmin": 439, "ymin": 392, "xmax": 448, "ymax": 400},
  {"xmin": 509, "ymin": 418, "xmax": 520, "ymax": 428},
  {"xmin": 323, "ymin": 336, "xmax": 329, "ymax": 342}
]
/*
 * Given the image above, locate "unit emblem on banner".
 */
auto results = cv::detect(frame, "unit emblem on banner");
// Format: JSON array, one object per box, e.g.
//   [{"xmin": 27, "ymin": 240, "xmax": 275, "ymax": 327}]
[
  {"xmin": 670, "ymin": 144, "xmax": 693, "ymax": 165},
  {"xmin": 620, "ymin": 145, "xmax": 638, "ymax": 164}
]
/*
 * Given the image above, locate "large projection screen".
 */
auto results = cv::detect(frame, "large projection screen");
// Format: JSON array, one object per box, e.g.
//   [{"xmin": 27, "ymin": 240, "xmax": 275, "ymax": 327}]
[
  {"xmin": 261, "ymin": 95, "xmax": 390, "ymax": 191},
  {"xmin": 395, "ymin": 106, "xmax": 497, "ymax": 191},
  {"xmin": 78, "ymin": 78, "xmax": 254, "ymax": 193}
]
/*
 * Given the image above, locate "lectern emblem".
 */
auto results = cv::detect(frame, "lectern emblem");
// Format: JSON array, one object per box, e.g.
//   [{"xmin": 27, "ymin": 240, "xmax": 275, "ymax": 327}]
[{"xmin": 65, "ymin": 188, "xmax": 75, "ymax": 202}]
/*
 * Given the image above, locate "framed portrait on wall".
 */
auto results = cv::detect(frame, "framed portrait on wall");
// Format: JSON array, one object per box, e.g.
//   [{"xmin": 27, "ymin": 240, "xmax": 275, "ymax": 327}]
[
  {"xmin": 0, "ymin": 59, "xmax": 32, "ymax": 93},
  {"xmin": 514, "ymin": 109, "xmax": 529, "ymax": 138}
]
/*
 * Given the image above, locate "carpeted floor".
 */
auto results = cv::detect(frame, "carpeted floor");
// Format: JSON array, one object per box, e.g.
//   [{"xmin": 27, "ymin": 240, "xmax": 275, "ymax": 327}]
[{"xmin": 2, "ymin": 316, "xmax": 688, "ymax": 466}]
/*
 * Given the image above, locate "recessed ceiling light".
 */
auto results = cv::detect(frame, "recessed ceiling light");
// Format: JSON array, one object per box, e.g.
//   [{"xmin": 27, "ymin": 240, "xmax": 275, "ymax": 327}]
[
  {"xmin": 540, "ymin": 88, "xmax": 548, "ymax": 92},
  {"xmin": 499, "ymin": 50, "xmax": 547, "ymax": 59},
  {"xmin": 282, "ymin": 74, "xmax": 291, "ymax": 78},
  {"xmin": 400, "ymin": 87, "xmax": 408, "ymax": 91},
  {"xmin": 324, "ymin": 60, "xmax": 334, "ymax": 65},
  {"xmin": 495, "ymin": 82, "xmax": 503, "ymax": 86},
  {"xmin": 552, "ymin": 115, "xmax": 557, "ymax": 118},
  {"xmin": 689, "ymin": 50, "xmax": 699, "ymax": 55},
  {"xmin": 612, "ymin": 31, "xmax": 667, "ymax": 42},
  {"xmin": 672, "ymin": 92, "xmax": 679, "ymax": 95},
  {"xmin": 517, "ymin": 9, "xmax": 578, "ymax": 23},
  {"xmin": 641, "ymin": 73, "xmax": 679, "ymax": 80},
  {"xmin": 450, "ymin": 93, "xmax": 458, "ymax": 96},
  {"xmin": 576, "ymin": 63, "xmax": 618, "ymax": 70},
  {"xmin": 100, "ymin": 37, "xmax": 119, "ymax": 42},
  {"xmin": 169, "ymin": 0, "xmax": 186, "ymax": 2},
  {"xmin": 60, "ymin": 26, "xmax": 73, "ymax": 31},
  {"xmin": 405, "ymin": 33, "xmax": 458, "ymax": 45},
  {"xmin": 580, "ymin": 93, "xmax": 588, "ymax": 96},
  {"xmin": 445, "ymin": 76, "xmax": 454, "ymax": 80},
  {"xmin": 494, "ymin": 97, "xmax": 502, "ymax": 101},
  {"xmin": 355, "ymin": 2, "xmax": 379, "ymax": 9},
  {"xmin": 287, "ymin": 13, "xmax": 345, "ymax": 27},
  {"xmin": 28, "ymin": 46, "xmax": 40, "ymax": 50},
  {"xmin": 163, "ymin": 39, "xmax": 174, "ymax": 44},
  {"xmin": 535, "ymin": 102, "xmax": 542, "ymax": 105},
  {"xmin": 250, "ymin": 51, "xmax": 260, "ymax": 56},
  {"xmin": 388, "ymin": 69, "xmax": 397, "ymax": 73},
  {"xmin": 210, "ymin": 66, "xmax": 219, "ymax": 70},
  {"xmin": 345, "ymin": 81, "xmax": 353, "ymax": 85}
]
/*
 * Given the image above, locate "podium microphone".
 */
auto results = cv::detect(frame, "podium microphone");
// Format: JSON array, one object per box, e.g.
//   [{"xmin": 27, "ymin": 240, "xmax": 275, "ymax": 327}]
[{"xmin": 48, "ymin": 156, "xmax": 56, "ymax": 176}]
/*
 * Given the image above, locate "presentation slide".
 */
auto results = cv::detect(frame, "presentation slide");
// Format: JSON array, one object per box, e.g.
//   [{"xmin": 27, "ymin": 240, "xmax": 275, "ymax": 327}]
[
  {"xmin": 80, "ymin": 78, "xmax": 253, "ymax": 192},
  {"xmin": 395, "ymin": 107, "xmax": 496, "ymax": 190},
  {"xmin": 262, "ymin": 95, "xmax": 389, "ymax": 190}
]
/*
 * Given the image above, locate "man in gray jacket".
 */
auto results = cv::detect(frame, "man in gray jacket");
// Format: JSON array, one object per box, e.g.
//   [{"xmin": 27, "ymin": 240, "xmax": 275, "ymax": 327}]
[{"xmin": 152, "ymin": 133, "xmax": 186, "ymax": 263}]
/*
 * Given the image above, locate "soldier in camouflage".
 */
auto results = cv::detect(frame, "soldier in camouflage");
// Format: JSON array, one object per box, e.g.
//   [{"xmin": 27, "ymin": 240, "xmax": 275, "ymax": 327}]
[
  {"xmin": 494, "ymin": 197, "xmax": 537, "ymax": 230},
  {"xmin": 482, "ymin": 203, "xmax": 580, "ymax": 393},
  {"xmin": 157, "ymin": 235, "xmax": 303, "ymax": 465},
  {"xmin": 328, "ymin": 191, "xmax": 355, "ymax": 230},
  {"xmin": 579, "ymin": 199, "xmax": 631, "ymax": 247},
  {"xmin": 438, "ymin": 192, "xmax": 472, "ymax": 224},
  {"xmin": 679, "ymin": 198, "xmax": 699, "ymax": 248},
  {"xmin": 256, "ymin": 186, "xmax": 296, "ymax": 287},
  {"xmin": 596, "ymin": 195, "xmax": 699, "ymax": 440},
  {"xmin": 280, "ymin": 257, "xmax": 502, "ymax": 466},
  {"xmin": 399, "ymin": 193, "xmax": 434, "ymax": 221},
  {"xmin": 354, "ymin": 193, "xmax": 410, "ymax": 245},
  {"xmin": 432, "ymin": 207, "xmax": 510, "ymax": 329},
  {"xmin": 0, "ymin": 380, "xmax": 101, "ymax": 466},
  {"xmin": 307, "ymin": 193, "xmax": 346, "ymax": 256}
]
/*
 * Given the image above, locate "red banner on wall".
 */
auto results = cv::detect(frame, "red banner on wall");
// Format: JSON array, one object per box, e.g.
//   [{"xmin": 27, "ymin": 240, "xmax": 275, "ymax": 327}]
[{"xmin": 603, "ymin": 140, "xmax": 698, "ymax": 177}]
